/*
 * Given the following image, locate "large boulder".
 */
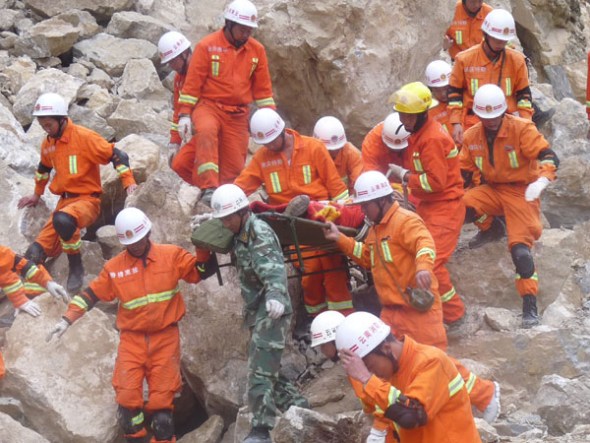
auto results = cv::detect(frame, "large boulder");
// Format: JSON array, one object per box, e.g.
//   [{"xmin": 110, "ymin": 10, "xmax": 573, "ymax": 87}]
[
  {"xmin": 24, "ymin": 0, "xmax": 134, "ymax": 22},
  {"xmin": 0, "ymin": 101, "xmax": 39, "ymax": 174},
  {"xmin": 106, "ymin": 10, "xmax": 172, "ymax": 43},
  {"xmin": 13, "ymin": 16, "xmax": 82, "ymax": 58},
  {"xmin": 2, "ymin": 295, "xmax": 119, "ymax": 443},
  {"xmin": 0, "ymin": 412, "xmax": 51, "ymax": 443},
  {"xmin": 1, "ymin": 55, "xmax": 36, "ymax": 98},
  {"xmin": 73, "ymin": 33, "xmax": 158, "ymax": 77},
  {"xmin": 107, "ymin": 98, "xmax": 169, "ymax": 140},
  {"xmin": 118, "ymin": 58, "xmax": 169, "ymax": 102}
]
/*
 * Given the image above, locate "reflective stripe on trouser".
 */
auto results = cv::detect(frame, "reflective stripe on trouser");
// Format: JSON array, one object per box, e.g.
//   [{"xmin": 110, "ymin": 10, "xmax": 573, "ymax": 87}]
[
  {"xmin": 113, "ymin": 325, "xmax": 181, "ymax": 411},
  {"xmin": 172, "ymin": 100, "xmax": 249, "ymax": 189},
  {"xmin": 35, "ymin": 195, "xmax": 101, "ymax": 258},
  {"xmin": 380, "ymin": 303, "xmax": 447, "ymax": 352},
  {"xmin": 417, "ymin": 198, "xmax": 465, "ymax": 323},
  {"xmin": 249, "ymin": 311, "xmax": 307, "ymax": 429},
  {"xmin": 301, "ymin": 252, "xmax": 353, "ymax": 316},
  {"xmin": 450, "ymin": 356, "xmax": 495, "ymax": 412},
  {"xmin": 516, "ymin": 272, "xmax": 539, "ymax": 297}
]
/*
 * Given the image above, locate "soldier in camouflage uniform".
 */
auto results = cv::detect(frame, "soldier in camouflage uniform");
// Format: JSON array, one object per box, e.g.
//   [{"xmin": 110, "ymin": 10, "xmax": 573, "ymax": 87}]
[{"xmin": 210, "ymin": 184, "xmax": 309, "ymax": 443}]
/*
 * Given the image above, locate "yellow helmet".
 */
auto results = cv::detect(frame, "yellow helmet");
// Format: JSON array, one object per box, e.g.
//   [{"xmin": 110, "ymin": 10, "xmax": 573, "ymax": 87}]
[{"xmin": 390, "ymin": 81, "xmax": 436, "ymax": 114}]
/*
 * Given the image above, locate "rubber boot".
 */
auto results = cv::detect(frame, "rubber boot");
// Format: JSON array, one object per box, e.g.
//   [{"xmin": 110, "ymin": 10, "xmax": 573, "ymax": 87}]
[
  {"xmin": 283, "ymin": 195, "xmax": 310, "ymax": 217},
  {"xmin": 469, "ymin": 217, "xmax": 505, "ymax": 249},
  {"xmin": 522, "ymin": 294, "xmax": 540, "ymax": 328},
  {"xmin": 243, "ymin": 427, "xmax": 271, "ymax": 443},
  {"xmin": 67, "ymin": 253, "xmax": 84, "ymax": 294}
]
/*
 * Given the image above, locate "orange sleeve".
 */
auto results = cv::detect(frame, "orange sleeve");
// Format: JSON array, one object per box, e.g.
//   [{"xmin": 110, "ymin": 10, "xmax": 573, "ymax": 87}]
[
  {"xmin": 361, "ymin": 127, "xmax": 386, "ymax": 172},
  {"xmin": 64, "ymin": 267, "xmax": 117, "ymax": 324},
  {"xmin": 13, "ymin": 256, "xmax": 51, "ymax": 289},
  {"xmin": 178, "ymin": 42, "xmax": 209, "ymax": 116},
  {"xmin": 0, "ymin": 248, "xmax": 32, "ymax": 308},
  {"xmin": 251, "ymin": 46, "xmax": 275, "ymax": 109},
  {"xmin": 346, "ymin": 145, "xmax": 363, "ymax": 187},
  {"xmin": 514, "ymin": 57, "xmax": 533, "ymax": 120},
  {"xmin": 336, "ymin": 233, "xmax": 372, "ymax": 269},
  {"xmin": 315, "ymin": 144, "xmax": 348, "ymax": 200},
  {"xmin": 234, "ymin": 155, "xmax": 264, "ymax": 196},
  {"xmin": 175, "ymin": 247, "xmax": 202, "ymax": 284},
  {"xmin": 459, "ymin": 136, "xmax": 477, "ymax": 172},
  {"xmin": 170, "ymin": 74, "xmax": 183, "ymax": 144},
  {"xmin": 519, "ymin": 122, "xmax": 555, "ymax": 181},
  {"xmin": 407, "ymin": 140, "xmax": 449, "ymax": 194},
  {"xmin": 33, "ymin": 145, "xmax": 52, "ymax": 196},
  {"xmin": 400, "ymin": 215, "xmax": 436, "ymax": 274},
  {"xmin": 448, "ymin": 58, "xmax": 465, "ymax": 124}
]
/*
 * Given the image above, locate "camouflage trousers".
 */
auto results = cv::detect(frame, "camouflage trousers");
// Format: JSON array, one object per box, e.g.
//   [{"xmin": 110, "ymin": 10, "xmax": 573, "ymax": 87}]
[{"xmin": 248, "ymin": 313, "xmax": 309, "ymax": 429}]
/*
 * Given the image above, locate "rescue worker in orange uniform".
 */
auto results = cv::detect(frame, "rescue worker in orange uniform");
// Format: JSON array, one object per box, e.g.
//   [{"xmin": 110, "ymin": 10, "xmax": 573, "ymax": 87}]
[
  {"xmin": 311, "ymin": 311, "xmax": 396, "ymax": 443},
  {"xmin": 0, "ymin": 244, "xmax": 69, "ymax": 378},
  {"xmin": 17, "ymin": 93, "xmax": 137, "ymax": 294},
  {"xmin": 157, "ymin": 31, "xmax": 192, "ymax": 167},
  {"xmin": 235, "ymin": 108, "xmax": 352, "ymax": 318},
  {"xmin": 313, "ymin": 116, "xmax": 363, "ymax": 195},
  {"xmin": 324, "ymin": 171, "xmax": 499, "ymax": 423},
  {"xmin": 448, "ymin": 8, "xmax": 533, "ymax": 146},
  {"xmin": 386, "ymin": 82, "xmax": 465, "ymax": 325},
  {"xmin": 425, "ymin": 60, "xmax": 453, "ymax": 134},
  {"xmin": 460, "ymin": 85, "xmax": 558, "ymax": 328},
  {"xmin": 444, "ymin": 0, "xmax": 492, "ymax": 61},
  {"xmin": 361, "ymin": 113, "xmax": 410, "ymax": 177},
  {"xmin": 47, "ymin": 207, "xmax": 217, "ymax": 443},
  {"xmin": 175, "ymin": 0, "xmax": 275, "ymax": 205},
  {"xmin": 336, "ymin": 312, "xmax": 482, "ymax": 443}
]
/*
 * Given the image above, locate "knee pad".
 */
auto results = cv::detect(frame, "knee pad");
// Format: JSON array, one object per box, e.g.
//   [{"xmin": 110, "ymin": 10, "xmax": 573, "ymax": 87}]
[
  {"xmin": 151, "ymin": 409, "xmax": 174, "ymax": 441},
  {"xmin": 510, "ymin": 243, "xmax": 535, "ymax": 278},
  {"xmin": 24, "ymin": 242, "xmax": 46, "ymax": 264},
  {"xmin": 464, "ymin": 206, "xmax": 477, "ymax": 224},
  {"xmin": 52, "ymin": 211, "xmax": 77, "ymax": 241},
  {"xmin": 118, "ymin": 406, "xmax": 145, "ymax": 436}
]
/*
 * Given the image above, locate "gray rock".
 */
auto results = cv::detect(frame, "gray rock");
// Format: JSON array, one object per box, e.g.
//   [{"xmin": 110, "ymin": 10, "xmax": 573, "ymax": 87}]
[
  {"xmin": 73, "ymin": 33, "xmax": 158, "ymax": 77},
  {"xmin": 24, "ymin": 0, "xmax": 134, "ymax": 21},
  {"xmin": 177, "ymin": 415, "xmax": 224, "ymax": 443},
  {"xmin": 87, "ymin": 66, "xmax": 115, "ymax": 90},
  {"xmin": 106, "ymin": 10, "xmax": 172, "ymax": 43},
  {"xmin": 14, "ymin": 16, "xmax": 81, "ymax": 58},
  {"xmin": 0, "ymin": 412, "xmax": 51, "ymax": 443},
  {"xmin": 95, "ymin": 224, "xmax": 123, "ymax": 260},
  {"xmin": 484, "ymin": 307, "xmax": 520, "ymax": 332},
  {"xmin": 69, "ymin": 103, "xmax": 116, "ymax": 141},
  {"xmin": 2, "ymin": 55, "xmax": 36, "ymax": 96},
  {"xmin": 118, "ymin": 58, "xmax": 168, "ymax": 101},
  {"xmin": 0, "ymin": 9, "xmax": 21, "ymax": 31},
  {"xmin": 107, "ymin": 98, "xmax": 169, "ymax": 140}
]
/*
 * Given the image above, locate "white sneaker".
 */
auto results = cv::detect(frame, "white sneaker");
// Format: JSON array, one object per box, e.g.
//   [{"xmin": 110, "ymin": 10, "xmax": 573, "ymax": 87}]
[{"xmin": 482, "ymin": 381, "xmax": 501, "ymax": 423}]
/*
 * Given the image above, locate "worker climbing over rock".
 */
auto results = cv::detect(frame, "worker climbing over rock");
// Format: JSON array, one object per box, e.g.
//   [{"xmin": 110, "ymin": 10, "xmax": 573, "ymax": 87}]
[
  {"xmin": 157, "ymin": 30, "xmax": 193, "ymax": 167},
  {"xmin": 210, "ymin": 184, "xmax": 309, "ymax": 443},
  {"xmin": 387, "ymin": 82, "xmax": 466, "ymax": 326},
  {"xmin": 17, "ymin": 92, "xmax": 137, "ymax": 295},
  {"xmin": 324, "ymin": 171, "xmax": 500, "ymax": 424},
  {"xmin": 235, "ymin": 108, "xmax": 353, "ymax": 320},
  {"xmin": 175, "ymin": 0, "xmax": 276, "ymax": 206},
  {"xmin": 336, "ymin": 311, "xmax": 483, "ymax": 443},
  {"xmin": 47, "ymin": 207, "xmax": 217, "ymax": 443},
  {"xmin": 460, "ymin": 84, "xmax": 558, "ymax": 328}
]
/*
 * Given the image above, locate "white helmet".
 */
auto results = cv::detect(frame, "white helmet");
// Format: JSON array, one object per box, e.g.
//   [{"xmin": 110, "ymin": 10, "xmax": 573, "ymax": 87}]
[
  {"xmin": 310, "ymin": 311, "xmax": 346, "ymax": 347},
  {"xmin": 224, "ymin": 0, "xmax": 258, "ymax": 28},
  {"xmin": 482, "ymin": 9, "xmax": 516, "ymax": 42},
  {"xmin": 313, "ymin": 116, "xmax": 347, "ymax": 150},
  {"xmin": 115, "ymin": 207, "xmax": 152, "ymax": 246},
  {"xmin": 32, "ymin": 93, "xmax": 68, "ymax": 117},
  {"xmin": 425, "ymin": 60, "xmax": 452, "ymax": 87},
  {"xmin": 353, "ymin": 171, "xmax": 393, "ymax": 204},
  {"xmin": 382, "ymin": 113, "xmax": 410, "ymax": 150},
  {"xmin": 335, "ymin": 311, "xmax": 391, "ymax": 358},
  {"xmin": 211, "ymin": 184, "xmax": 249, "ymax": 218},
  {"xmin": 473, "ymin": 84, "xmax": 507, "ymax": 119},
  {"xmin": 158, "ymin": 31, "xmax": 191, "ymax": 64},
  {"xmin": 250, "ymin": 108, "xmax": 285, "ymax": 144}
]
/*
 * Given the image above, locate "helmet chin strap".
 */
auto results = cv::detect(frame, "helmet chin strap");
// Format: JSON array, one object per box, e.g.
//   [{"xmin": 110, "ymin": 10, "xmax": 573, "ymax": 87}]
[
  {"xmin": 227, "ymin": 22, "xmax": 247, "ymax": 48},
  {"xmin": 484, "ymin": 35, "xmax": 505, "ymax": 58}
]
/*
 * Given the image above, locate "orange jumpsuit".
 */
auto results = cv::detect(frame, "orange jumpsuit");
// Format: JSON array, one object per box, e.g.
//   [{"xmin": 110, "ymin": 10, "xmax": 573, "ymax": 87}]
[
  {"xmin": 0, "ymin": 245, "xmax": 53, "ymax": 379},
  {"xmin": 449, "ymin": 44, "xmax": 533, "ymax": 131},
  {"xmin": 336, "ymin": 202, "xmax": 494, "ymax": 412},
  {"xmin": 405, "ymin": 118, "xmax": 465, "ymax": 323},
  {"xmin": 361, "ymin": 122, "xmax": 406, "ymax": 176},
  {"xmin": 63, "ymin": 243, "xmax": 204, "ymax": 443},
  {"xmin": 33, "ymin": 119, "xmax": 136, "ymax": 258},
  {"xmin": 235, "ymin": 128, "xmax": 352, "ymax": 315},
  {"xmin": 169, "ymin": 72, "xmax": 186, "ymax": 146},
  {"xmin": 332, "ymin": 142, "xmax": 363, "ymax": 194},
  {"xmin": 428, "ymin": 102, "xmax": 452, "ymax": 134},
  {"xmin": 445, "ymin": 1, "xmax": 493, "ymax": 61},
  {"xmin": 362, "ymin": 336, "xmax": 482, "ymax": 443},
  {"xmin": 460, "ymin": 115, "xmax": 556, "ymax": 298},
  {"xmin": 177, "ymin": 29, "xmax": 275, "ymax": 190}
]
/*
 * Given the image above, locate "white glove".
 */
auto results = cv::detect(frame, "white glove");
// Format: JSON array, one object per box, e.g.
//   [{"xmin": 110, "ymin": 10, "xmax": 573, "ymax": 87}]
[
  {"xmin": 266, "ymin": 300, "xmax": 285, "ymax": 319},
  {"xmin": 190, "ymin": 212, "xmax": 214, "ymax": 230},
  {"xmin": 366, "ymin": 427, "xmax": 387, "ymax": 443},
  {"xmin": 46, "ymin": 319, "xmax": 70, "ymax": 342},
  {"xmin": 525, "ymin": 177, "xmax": 550, "ymax": 202},
  {"xmin": 387, "ymin": 163, "xmax": 409, "ymax": 182},
  {"xmin": 16, "ymin": 300, "xmax": 42, "ymax": 317},
  {"xmin": 46, "ymin": 281, "xmax": 70, "ymax": 303},
  {"xmin": 167, "ymin": 143, "xmax": 180, "ymax": 167},
  {"xmin": 178, "ymin": 116, "xmax": 193, "ymax": 144}
]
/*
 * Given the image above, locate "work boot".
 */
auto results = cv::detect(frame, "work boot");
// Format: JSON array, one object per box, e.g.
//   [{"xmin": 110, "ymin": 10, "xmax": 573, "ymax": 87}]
[
  {"xmin": 66, "ymin": 253, "xmax": 84, "ymax": 294},
  {"xmin": 283, "ymin": 195, "xmax": 310, "ymax": 217},
  {"xmin": 243, "ymin": 426, "xmax": 271, "ymax": 443},
  {"xmin": 468, "ymin": 217, "xmax": 505, "ymax": 249},
  {"xmin": 522, "ymin": 294, "xmax": 540, "ymax": 328},
  {"xmin": 482, "ymin": 381, "xmax": 501, "ymax": 424},
  {"xmin": 200, "ymin": 188, "xmax": 216, "ymax": 207},
  {"xmin": 444, "ymin": 314, "xmax": 466, "ymax": 338}
]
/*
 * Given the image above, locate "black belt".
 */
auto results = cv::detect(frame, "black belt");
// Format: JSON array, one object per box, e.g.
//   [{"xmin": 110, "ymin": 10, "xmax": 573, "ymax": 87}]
[{"xmin": 61, "ymin": 192, "xmax": 101, "ymax": 199}]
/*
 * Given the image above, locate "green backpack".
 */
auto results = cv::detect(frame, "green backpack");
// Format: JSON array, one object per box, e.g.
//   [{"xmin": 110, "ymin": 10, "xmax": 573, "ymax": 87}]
[{"xmin": 191, "ymin": 218, "xmax": 234, "ymax": 253}]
